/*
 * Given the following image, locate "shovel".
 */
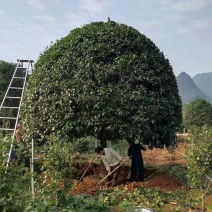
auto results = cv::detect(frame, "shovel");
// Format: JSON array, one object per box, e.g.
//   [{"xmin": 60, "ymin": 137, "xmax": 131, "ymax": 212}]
[
  {"xmin": 96, "ymin": 164, "xmax": 121, "ymax": 186},
  {"xmin": 79, "ymin": 153, "xmax": 97, "ymax": 181}
]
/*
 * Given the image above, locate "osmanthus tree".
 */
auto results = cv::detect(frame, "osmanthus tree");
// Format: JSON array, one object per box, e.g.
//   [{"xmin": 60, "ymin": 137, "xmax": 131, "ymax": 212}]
[
  {"xmin": 183, "ymin": 99, "xmax": 212, "ymax": 129},
  {"xmin": 21, "ymin": 20, "xmax": 182, "ymax": 148}
]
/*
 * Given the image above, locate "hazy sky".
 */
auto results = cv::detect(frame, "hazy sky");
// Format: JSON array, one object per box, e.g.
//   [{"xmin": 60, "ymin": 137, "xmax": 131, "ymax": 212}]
[{"xmin": 0, "ymin": 0, "xmax": 212, "ymax": 77}]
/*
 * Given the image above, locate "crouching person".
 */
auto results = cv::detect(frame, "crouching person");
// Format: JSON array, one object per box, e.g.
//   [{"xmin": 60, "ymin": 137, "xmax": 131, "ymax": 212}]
[{"xmin": 95, "ymin": 146, "xmax": 124, "ymax": 187}]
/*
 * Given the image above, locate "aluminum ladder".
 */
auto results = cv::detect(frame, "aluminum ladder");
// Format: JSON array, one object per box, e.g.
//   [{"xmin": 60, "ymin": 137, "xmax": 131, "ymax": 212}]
[{"xmin": 0, "ymin": 59, "xmax": 34, "ymax": 170}]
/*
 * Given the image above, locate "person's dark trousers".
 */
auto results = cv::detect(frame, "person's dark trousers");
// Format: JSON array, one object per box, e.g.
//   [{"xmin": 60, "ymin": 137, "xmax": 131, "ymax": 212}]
[
  {"xmin": 131, "ymin": 159, "xmax": 144, "ymax": 182},
  {"xmin": 108, "ymin": 163, "xmax": 120, "ymax": 186}
]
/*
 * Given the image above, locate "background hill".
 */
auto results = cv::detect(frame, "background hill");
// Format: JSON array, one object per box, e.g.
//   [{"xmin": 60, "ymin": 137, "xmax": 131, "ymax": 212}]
[
  {"xmin": 176, "ymin": 72, "xmax": 212, "ymax": 105},
  {"xmin": 193, "ymin": 72, "xmax": 212, "ymax": 99}
]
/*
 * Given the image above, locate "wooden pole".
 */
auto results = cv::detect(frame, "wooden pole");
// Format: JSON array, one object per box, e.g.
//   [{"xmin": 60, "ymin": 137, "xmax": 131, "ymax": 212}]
[
  {"xmin": 144, "ymin": 167, "xmax": 163, "ymax": 182},
  {"xmin": 96, "ymin": 164, "xmax": 121, "ymax": 186},
  {"xmin": 79, "ymin": 154, "xmax": 97, "ymax": 181},
  {"xmin": 31, "ymin": 135, "xmax": 35, "ymax": 200},
  {"xmin": 174, "ymin": 150, "xmax": 186, "ymax": 157}
]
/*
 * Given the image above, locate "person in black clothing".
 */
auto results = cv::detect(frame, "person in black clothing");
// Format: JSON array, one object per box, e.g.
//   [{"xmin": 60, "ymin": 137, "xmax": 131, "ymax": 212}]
[{"xmin": 128, "ymin": 141, "xmax": 147, "ymax": 182}]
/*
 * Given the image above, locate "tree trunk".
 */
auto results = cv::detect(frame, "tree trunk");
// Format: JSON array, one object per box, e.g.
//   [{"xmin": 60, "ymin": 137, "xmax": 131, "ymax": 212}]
[
  {"xmin": 101, "ymin": 139, "xmax": 107, "ymax": 148},
  {"xmin": 98, "ymin": 126, "xmax": 107, "ymax": 148},
  {"xmin": 201, "ymin": 193, "xmax": 205, "ymax": 212}
]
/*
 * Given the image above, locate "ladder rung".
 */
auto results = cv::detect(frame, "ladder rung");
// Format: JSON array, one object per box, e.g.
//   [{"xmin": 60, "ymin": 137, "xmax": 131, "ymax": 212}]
[
  {"xmin": 17, "ymin": 70, "xmax": 27, "ymax": 73},
  {"xmin": 0, "ymin": 128, "xmax": 15, "ymax": 131},
  {"xmin": 13, "ymin": 77, "xmax": 25, "ymax": 79},
  {"xmin": 1, "ymin": 106, "xmax": 19, "ymax": 109},
  {"xmin": 17, "ymin": 59, "xmax": 34, "ymax": 63},
  {"xmin": 5, "ymin": 97, "xmax": 21, "ymax": 99},
  {"xmin": 0, "ymin": 117, "xmax": 17, "ymax": 120},
  {"xmin": 9, "ymin": 87, "xmax": 23, "ymax": 90}
]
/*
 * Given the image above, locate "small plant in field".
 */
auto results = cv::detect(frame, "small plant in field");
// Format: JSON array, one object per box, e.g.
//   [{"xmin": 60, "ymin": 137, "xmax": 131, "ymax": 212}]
[
  {"xmin": 186, "ymin": 126, "xmax": 212, "ymax": 212},
  {"xmin": 0, "ymin": 136, "xmax": 33, "ymax": 211},
  {"xmin": 40, "ymin": 139, "xmax": 77, "ymax": 182},
  {"xmin": 162, "ymin": 165, "xmax": 187, "ymax": 183},
  {"xmin": 114, "ymin": 186, "xmax": 168, "ymax": 210}
]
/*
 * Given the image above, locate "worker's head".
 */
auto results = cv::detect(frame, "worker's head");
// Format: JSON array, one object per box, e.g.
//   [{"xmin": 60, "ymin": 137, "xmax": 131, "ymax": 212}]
[
  {"xmin": 95, "ymin": 146, "xmax": 105, "ymax": 155},
  {"xmin": 129, "ymin": 141, "xmax": 135, "ymax": 146}
]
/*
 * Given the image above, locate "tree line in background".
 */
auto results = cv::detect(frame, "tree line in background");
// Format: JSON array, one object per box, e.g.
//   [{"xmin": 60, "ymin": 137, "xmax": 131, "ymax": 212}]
[{"xmin": 183, "ymin": 99, "xmax": 212, "ymax": 130}]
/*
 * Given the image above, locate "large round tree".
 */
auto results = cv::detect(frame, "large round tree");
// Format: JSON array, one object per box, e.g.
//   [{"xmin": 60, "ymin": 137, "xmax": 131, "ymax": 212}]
[{"xmin": 22, "ymin": 20, "xmax": 182, "ymax": 148}]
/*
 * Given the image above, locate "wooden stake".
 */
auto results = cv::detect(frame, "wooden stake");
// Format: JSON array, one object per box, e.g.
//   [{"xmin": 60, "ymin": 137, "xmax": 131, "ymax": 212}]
[
  {"xmin": 96, "ymin": 164, "xmax": 121, "ymax": 186},
  {"xmin": 79, "ymin": 154, "xmax": 97, "ymax": 181},
  {"xmin": 144, "ymin": 167, "xmax": 163, "ymax": 182},
  {"xmin": 174, "ymin": 150, "xmax": 186, "ymax": 157}
]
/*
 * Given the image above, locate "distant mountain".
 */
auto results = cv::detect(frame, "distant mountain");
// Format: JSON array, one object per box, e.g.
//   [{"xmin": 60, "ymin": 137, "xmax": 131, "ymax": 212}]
[
  {"xmin": 176, "ymin": 72, "xmax": 212, "ymax": 104},
  {"xmin": 193, "ymin": 72, "xmax": 212, "ymax": 99}
]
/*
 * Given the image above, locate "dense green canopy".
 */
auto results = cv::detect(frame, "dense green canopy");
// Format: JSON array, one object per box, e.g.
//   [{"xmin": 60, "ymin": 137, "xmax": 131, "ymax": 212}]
[
  {"xmin": 22, "ymin": 20, "xmax": 182, "ymax": 147},
  {"xmin": 183, "ymin": 99, "xmax": 212, "ymax": 128},
  {"xmin": 0, "ymin": 61, "xmax": 15, "ymax": 102},
  {"xmin": 0, "ymin": 61, "xmax": 16, "ymax": 128}
]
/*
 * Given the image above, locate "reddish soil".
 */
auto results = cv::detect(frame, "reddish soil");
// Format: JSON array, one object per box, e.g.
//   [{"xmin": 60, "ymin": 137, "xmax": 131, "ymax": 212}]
[
  {"xmin": 70, "ymin": 166, "xmax": 183, "ymax": 195},
  {"xmin": 142, "ymin": 141, "xmax": 187, "ymax": 166}
]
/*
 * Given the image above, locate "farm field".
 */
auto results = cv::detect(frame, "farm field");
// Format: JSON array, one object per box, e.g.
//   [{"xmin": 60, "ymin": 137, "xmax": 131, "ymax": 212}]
[
  {"xmin": 72, "ymin": 142, "xmax": 187, "ymax": 194},
  {"xmin": 65, "ymin": 140, "xmax": 212, "ymax": 212}
]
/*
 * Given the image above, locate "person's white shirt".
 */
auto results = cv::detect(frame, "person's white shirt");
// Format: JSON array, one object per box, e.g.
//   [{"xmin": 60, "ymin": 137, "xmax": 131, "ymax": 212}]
[{"xmin": 101, "ymin": 147, "xmax": 122, "ymax": 171}]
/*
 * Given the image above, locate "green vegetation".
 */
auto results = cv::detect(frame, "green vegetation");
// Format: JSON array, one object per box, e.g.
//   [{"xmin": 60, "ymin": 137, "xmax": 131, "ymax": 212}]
[
  {"xmin": 22, "ymin": 20, "xmax": 182, "ymax": 148},
  {"xmin": 0, "ymin": 61, "xmax": 17, "ymax": 129},
  {"xmin": 183, "ymin": 99, "xmax": 212, "ymax": 129},
  {"xmin": 0, "ymin": 60, "xmax": 16, "ymax": 102},
  {"xmin": 186, "ymin": 126, "xmax": 212, "ymax": 212},
  {"xmin": 1, "ymin": 130, "xmax": 211, "ymax": 211}
]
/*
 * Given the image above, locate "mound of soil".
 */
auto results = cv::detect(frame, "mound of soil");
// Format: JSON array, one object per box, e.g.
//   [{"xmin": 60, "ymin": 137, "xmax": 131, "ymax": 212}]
[
  {"xmin": 143, "ymin": 171, "xmax": 182, "ymax": 192},
  {"xmin": 70, "ymin": 164, "xmax": 183, "ymax": 195}
]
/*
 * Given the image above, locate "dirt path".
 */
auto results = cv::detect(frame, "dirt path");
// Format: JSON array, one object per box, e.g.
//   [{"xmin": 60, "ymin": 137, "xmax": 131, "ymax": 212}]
[{"xmin": 143, "ymin": 142, "xmax": 187, "ymax": 167}]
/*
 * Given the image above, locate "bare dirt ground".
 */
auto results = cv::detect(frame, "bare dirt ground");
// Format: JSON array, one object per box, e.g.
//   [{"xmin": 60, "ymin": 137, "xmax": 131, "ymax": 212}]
[{"xmin": 143, "ymin": 141, "xmax": 187, "ymax": 167}]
